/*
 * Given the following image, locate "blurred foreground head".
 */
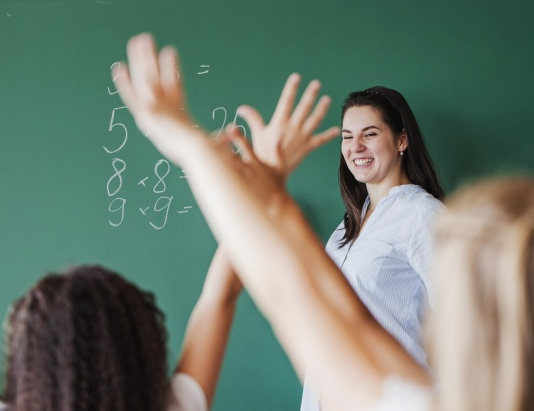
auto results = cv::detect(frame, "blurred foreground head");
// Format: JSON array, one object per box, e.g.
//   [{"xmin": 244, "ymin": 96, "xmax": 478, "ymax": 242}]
[
  {"xmin": 4, "ymin": 265, "xmax": 168, "ymax": 411},
  {"xmin": 431, "ymin": 176, "xmax": 534, "ymax": 411}
]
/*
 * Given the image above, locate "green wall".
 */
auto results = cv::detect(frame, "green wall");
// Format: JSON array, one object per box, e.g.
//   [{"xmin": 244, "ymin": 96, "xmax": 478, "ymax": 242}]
[{"xmin": 0, "ymin": 1, "xmax": 532, "ymax": 410}]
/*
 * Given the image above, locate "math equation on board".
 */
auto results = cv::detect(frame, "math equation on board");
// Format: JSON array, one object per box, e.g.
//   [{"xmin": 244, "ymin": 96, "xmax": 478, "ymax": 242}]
[{"xmin": 104, "ymin": 62, "xmax": 246, "ymax": 230}]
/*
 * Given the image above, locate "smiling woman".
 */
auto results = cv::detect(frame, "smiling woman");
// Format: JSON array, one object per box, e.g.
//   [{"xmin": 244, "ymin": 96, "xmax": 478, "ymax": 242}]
[{"xmin": 296, "ymin": 86, "xmax": 445, "ymax": 411}]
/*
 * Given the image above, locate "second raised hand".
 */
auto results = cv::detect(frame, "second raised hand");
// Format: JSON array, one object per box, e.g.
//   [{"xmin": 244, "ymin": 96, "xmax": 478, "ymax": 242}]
[{"xmin": 237, "ymin": 73, "xmax": 340, "ymax": 180}]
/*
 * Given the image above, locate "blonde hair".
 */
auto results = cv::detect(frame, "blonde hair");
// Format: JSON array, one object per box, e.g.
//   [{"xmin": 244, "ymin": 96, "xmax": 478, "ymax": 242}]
[{"xmin": 429, "ymin": 176, "xmax": 534, "ymax": 411}]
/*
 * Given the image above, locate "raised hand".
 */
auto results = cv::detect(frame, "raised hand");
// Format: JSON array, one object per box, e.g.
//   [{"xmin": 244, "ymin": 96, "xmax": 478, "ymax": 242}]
[
  {"xmin": 237, "ymin": 73, "xmax": 340, "ymax": 180},
  {"xmin": 113, "ymin": 33, "xmax": 201, "ymax": 166}
]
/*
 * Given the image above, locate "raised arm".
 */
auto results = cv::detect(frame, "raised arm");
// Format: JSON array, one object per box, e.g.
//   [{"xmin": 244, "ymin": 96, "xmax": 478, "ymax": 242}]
[
  {"xmin": 176, "ymin": 72, "xmax": 338, "ymax": 403},
  {"xmin": 176, "ymin": 246, "xmax": 242, "ymax": 408},
  {"xmin": 115, "ymin": 33, "xmax": 428, "ymax": 411}
]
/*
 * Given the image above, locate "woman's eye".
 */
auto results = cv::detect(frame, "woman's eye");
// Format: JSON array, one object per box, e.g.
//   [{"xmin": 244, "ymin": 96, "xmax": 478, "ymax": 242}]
[
  {"xmin": 342, "ymin": 135, "xmax": 352, "ymax": 140},
  {"xmin": 364, "ymin": 132, "xmax": 377, "ymax": 138}
]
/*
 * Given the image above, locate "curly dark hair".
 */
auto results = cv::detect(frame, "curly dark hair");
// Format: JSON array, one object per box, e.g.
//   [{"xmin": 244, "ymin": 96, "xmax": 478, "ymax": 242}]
[{"xmin": 3, "ymin": 265, "xmax": 168, "ymax": 411}]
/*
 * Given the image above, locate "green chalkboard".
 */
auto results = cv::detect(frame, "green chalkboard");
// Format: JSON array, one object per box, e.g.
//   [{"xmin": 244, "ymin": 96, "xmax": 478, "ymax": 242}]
[{"xmin": 0, "ymin": 1, "xmax": 533, "ymax": 410}]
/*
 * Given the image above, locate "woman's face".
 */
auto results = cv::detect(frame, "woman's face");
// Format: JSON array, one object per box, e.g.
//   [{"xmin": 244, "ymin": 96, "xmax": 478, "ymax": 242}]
[{"xmin": 341, "ymin": 105, "xmax": 406, "ymax": 187}]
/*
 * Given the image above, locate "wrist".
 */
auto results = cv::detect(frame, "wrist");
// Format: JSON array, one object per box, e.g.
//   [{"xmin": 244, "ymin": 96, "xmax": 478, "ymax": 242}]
[{"xmin": 152, "ymin": 123, "xmax": 209, "ymax": 169}]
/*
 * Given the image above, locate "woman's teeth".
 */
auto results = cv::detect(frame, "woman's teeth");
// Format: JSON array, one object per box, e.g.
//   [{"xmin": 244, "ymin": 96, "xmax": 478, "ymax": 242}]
[{"xmin": 354, "ymin": 158, "xmax": 373, "ymax": 166}]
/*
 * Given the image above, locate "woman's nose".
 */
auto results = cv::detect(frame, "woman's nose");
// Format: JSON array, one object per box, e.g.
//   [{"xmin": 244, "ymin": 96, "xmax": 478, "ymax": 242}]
[{"xmin": 350, "ymin": 136, "xmax": 365, "ymax": 152}]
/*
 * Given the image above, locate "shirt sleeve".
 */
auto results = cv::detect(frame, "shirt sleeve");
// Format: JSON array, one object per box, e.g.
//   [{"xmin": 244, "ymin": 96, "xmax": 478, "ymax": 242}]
[
  {"xmin": 300, "ymin": 373, "xmax": 320, "ymax": 411},
  {"xmin": 166, "ymin": 373, "xmax": 208, "ymax": 411},
  {"xmin": 369, "ymin": 375, "xmax": 433, "ymax": 411},
  {"xmin": 407, "ymin": 202, "xmax": 443, "ymax": 308}
]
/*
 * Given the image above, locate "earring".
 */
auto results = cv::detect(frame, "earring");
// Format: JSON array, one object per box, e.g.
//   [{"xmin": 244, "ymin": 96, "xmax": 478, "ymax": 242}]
[{"xmin": 399, "ymin": 151, "xmax": 404, "ymax": 156}]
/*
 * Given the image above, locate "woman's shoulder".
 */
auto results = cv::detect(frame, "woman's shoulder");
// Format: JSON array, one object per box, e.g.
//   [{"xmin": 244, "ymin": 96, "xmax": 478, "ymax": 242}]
[{"xmin": 394, "ymin": 185, "xmax": 444, "ymax": 212}]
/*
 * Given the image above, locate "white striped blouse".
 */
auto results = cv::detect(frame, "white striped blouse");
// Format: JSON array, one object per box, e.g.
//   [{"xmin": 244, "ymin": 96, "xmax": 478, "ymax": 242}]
[{"xmin": 300, "ymin": 184, "xmax": 443, "ymax": 411}]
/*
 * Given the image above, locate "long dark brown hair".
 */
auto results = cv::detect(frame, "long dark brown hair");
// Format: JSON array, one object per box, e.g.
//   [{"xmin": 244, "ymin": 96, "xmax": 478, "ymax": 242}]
[
  {"xmin": 3, "ymin": 265, "xmax": 168, "ymax": 411},
  {"xmin": 339, "ymin": 86, "xmax": 444, "ymax": 246}
]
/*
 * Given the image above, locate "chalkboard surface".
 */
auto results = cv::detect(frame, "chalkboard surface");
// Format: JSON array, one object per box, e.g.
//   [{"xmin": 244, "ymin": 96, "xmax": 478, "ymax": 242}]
[{"xmin": 1, "ymin": 1, "xmax": 533, "ymax": 410}]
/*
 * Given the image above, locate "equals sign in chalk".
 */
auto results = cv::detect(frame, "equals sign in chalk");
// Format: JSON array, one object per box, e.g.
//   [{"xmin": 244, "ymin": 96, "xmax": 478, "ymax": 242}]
[
  {"xmin": 178, "ymin": 206, "xmax": 193, "ymax": 214},
  {"xmin": 197, "ymin": 65, "xmax": 210, "ymax": 74}
]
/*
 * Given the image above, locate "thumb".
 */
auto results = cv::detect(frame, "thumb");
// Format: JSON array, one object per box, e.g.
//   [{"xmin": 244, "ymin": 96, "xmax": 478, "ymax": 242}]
[
  {"xmin": 225, "ymin": 124, "xmax": 255, "ymax": 163},
  {"xmin": 237, "ymin": 105, "xmax": 265, "ymax": 144}
]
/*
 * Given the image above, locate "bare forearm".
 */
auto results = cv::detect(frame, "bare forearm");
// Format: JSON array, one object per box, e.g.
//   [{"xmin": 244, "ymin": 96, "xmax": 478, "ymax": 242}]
[
  {"xmin": 176, "ymin": 246, "xmax": 240, "ymax": 407},
  {"xmin": 177, "ymin": 297, "xmax": 236, "ymax": 408}
]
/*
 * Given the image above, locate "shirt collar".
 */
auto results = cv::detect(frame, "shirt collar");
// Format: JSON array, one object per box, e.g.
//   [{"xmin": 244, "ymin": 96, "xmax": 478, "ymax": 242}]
[{"xmin": 363, "ymin": 184, "xmax": 421, "ymax": 215}]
